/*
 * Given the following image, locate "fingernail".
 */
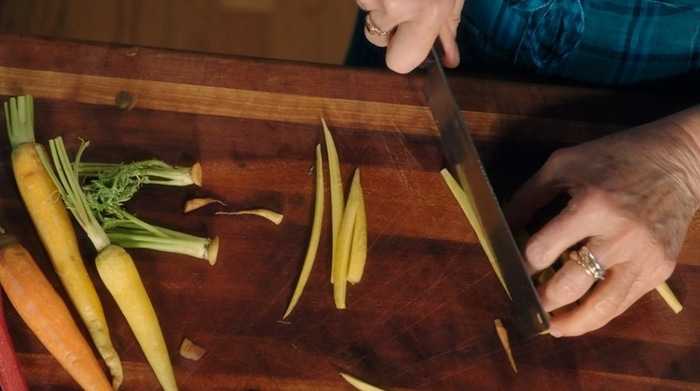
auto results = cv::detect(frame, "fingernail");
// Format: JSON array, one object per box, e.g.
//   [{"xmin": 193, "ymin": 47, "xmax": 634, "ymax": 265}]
[{"xmin": 549, "ymin": 329, "xmax": 562, "ymax": 338}]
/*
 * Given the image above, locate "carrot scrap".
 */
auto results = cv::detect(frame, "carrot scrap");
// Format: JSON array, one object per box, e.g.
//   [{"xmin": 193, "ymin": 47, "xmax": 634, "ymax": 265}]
[
  {"xmin": 216, "ymin": 209, "xmax": 284, "ymax": 225},
  {"xmin": 494, "ymin": 319, "xmax": 517, "ymax": 374},
  {"xmin": 184, "ymin": 198, "xmax": 226, "ymax": 213},
  {"xmin": 339, "ymin": 372, "xmax": 385, "ymax": 391},
  {"xmin": 179, "ymin": 338, "xmax": 206, "ymax": 361}
]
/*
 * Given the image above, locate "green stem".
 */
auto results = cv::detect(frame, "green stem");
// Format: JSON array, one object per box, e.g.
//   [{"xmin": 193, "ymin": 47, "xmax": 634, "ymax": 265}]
[
  {"xmin": 107, "ymin": 232, "xmax": 211, "ymax": 260},
  {"xmin": 4, "ymin": 95, "xmax": 35, "ymax": 149},
  {"xmin": 79, "ymin": 160, "xmax": 198, "ymax": 187},
  {"xmin": 42, "ymin": 137, "xmax": 111, "ymax": 252}
]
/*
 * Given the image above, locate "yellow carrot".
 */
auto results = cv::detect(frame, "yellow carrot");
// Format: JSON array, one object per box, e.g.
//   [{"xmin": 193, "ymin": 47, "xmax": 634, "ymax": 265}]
[
  {"xmin": 5, "ymin": 95, "xmax": 123, "ymax": 388},
  {"xmin": 42, "ymin": 136, "xmax": 178, "ymax": 390},
  {"xmin": 347, "ymin": 181, "xmax": 367, "ymax": 284},
  {"xmin": 97, "ymin": 245, "xmax": 177, "ymax": 391},
  {"xmin": 0, "ymin": 235, "xmax": 111, "ymax": 390},
  {"xmin": 283, "ymin": 145, "xmax": 324, "ymax": 319},
  {"xmin": 333, "ymin": 169, "xmax": 362, "ymax": 309},
  {"xmin": 322, "ymin": 118, "xmax": 344, "ymax": 283}
]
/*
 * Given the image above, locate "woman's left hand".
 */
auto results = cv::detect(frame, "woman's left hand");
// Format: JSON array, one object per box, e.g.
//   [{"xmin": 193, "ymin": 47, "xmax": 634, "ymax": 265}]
[{"xmin": 506, "ymin": 107, "xmax": 700, "ymax": 337}]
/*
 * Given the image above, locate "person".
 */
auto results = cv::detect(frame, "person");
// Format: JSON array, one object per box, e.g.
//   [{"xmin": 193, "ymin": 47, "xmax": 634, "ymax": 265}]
[{"xmin": 347, "ymin": 0, "xmax": 700, "ymax": 337}]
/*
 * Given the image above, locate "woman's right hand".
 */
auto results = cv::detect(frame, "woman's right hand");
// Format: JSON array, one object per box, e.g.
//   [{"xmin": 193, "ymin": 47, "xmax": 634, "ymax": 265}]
[{"xmin": 356, "ymin": 0, "xmax": 464, "ymax": 73}]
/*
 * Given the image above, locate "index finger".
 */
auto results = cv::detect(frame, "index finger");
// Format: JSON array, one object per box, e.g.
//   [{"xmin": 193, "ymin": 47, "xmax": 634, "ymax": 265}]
[{"xmin": 385, "ymin": 18, "xmax": 442, "ymax": 73}]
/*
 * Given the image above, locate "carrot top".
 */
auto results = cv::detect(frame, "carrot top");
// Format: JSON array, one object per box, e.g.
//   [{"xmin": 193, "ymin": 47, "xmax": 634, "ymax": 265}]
[{"xmin": 4, "ymin": 95, "xmax": 35, "ymax": 149}]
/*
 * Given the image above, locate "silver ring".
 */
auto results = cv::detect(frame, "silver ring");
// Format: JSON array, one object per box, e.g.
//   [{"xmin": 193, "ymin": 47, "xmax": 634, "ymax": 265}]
[
  {"xmin": 365, "ymin": 15, "xmax": 391, "ymax": 37},
  {"xmin": 574, "ymin": 246, "xmax": 606, "ymax": 280}
]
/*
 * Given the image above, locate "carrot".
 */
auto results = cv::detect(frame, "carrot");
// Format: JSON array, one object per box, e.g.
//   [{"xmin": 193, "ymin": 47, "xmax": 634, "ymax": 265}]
[
  {"xmin": 441, "ymin": 168, "xmax": 510, "ymax": 298},
  {"xmin": 96, "ymin": 245, "xmax": 177, "ymax": 391},
  {"xmin": 333, "ymin": 169, "xmax": 362, "ymax": 309},
  {"xmin": 4, "ymin": 95, "xmax": 123, "ymax": 388},
  {"xmin": 42, "ymin": 136, "xmax": 178, "ymax": 391},
  {"xmin": 347, "ymin": 179, "xmax": 367, "ymax": 284},
  {"xmin": 283, "ymin": 145, "xmax": 325, "ymax": 319},
  {"xmin": 0, "ymin": 238, "xmax": 28, "ymax": 391},
  {"xmin": 322, "ymin": 118, "xmax": 344, "ymax": 283},
  {"xmin": 0, "ymin": 234, "xmax": 111, "ymax": 390}
]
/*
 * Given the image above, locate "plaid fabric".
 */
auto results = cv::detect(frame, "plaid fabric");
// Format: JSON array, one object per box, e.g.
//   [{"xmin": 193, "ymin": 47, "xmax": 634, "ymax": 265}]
[{"xmin": 459, "ymin": 0, "xmax": 700, "ymax": 85}]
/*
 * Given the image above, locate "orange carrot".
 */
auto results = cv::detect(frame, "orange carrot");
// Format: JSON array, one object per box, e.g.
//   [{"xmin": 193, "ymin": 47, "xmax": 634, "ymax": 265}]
[{"xmin": 0, "ymin": 234, "xmax": 111, "ymax": 391}]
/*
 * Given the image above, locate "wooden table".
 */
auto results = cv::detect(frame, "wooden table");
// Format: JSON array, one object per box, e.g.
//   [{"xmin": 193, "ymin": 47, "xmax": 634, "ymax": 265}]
[{"xmin": 0, "ymin": 35, "xmax": 698, "ymax": 390}]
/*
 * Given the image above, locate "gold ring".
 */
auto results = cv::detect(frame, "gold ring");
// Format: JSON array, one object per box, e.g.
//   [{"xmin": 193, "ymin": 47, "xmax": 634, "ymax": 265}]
[{"xmin": 365, "ymin": 14, "xmax": 391, "ymax": 37}]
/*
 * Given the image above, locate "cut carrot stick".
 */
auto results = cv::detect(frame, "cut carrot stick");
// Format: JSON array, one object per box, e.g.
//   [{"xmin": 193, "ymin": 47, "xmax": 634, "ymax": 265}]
[
  {"xmin": 441, "ymin": 169, "xmax": 510, "ymax": 298},
  {"xmin": 333, "ymin": 169, "xmax": 362, "ymax": 309},
  {"xmin": 347, "ymin": 181, "xmax": 367, "ymax": 284},
  {"xmin": 656, "ymin": 282, "xmax": 683, "ymax": 314},
  {"xmin": 283, "ymin": 145, "xmax": 324, "ymax": 319},
  {"xmin": 322, "ymin": 118, "xmax": 344, "ymax": 283},
  {"xmin": 5, "ymin": 95, "xmax": 123, "ymax": 388},
  {"xmin": 0, "ymin": 235, "xmax": 111, "ymax": 390},
  {"xmin": 0, "ymin": 259, "xmax": 28, "ymax": 391}
]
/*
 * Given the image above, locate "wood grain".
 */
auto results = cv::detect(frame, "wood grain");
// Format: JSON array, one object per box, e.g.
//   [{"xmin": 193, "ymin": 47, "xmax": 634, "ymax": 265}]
[
  {"xmin": 0, "ymin": 0, "xmax": 358, "ymax": 65},
  {"xmin": 0, "ymin": 35, "xmax": 698, "ymax": 390}
]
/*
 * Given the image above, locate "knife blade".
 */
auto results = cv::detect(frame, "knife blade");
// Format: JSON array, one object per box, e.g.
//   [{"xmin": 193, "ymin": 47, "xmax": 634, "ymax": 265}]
[{"xmin": 423, "ymin": 48, "xmax": 550, "ymax": 338}]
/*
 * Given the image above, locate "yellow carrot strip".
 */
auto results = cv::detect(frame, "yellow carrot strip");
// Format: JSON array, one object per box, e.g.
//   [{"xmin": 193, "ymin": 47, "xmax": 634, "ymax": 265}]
[
  {"xmin": 322, "ymin": 118, "xmax": 344, "ymax": 283},
  {"xmin": 339, "ymin": 373, "xmax": 385, "ymax": 391},
  {"xmin": 656, "ymin": 282, "xmax": 683, "ymax": 314},
  {"xmin": 333, "ymin": 169, "xmax": 362, "ymax": 309},
  {"xmin": 216, "ymin": 209, "xmax": 284, "ymax": 225},
  {"xmin": 179, "ymin": 338, "xmax": 206, "ymax": 361},
  {"xmin": 494, "ymin": 319, "xmax": 517, "ymax": 374},
  {"xmin": 283, "ymin": 145, "xmax": 325, "ymax": 319},
  {"xmin": 96, "ymin": 246, "xmax": 177, "ymax": 391},
  {"xmin": 184, "ymin": 198, "xmax": 226, "ymax": 213},
  {"xmin": 347, "ymin": 181, "xmax": 367, "ymax": 284},
  {"xmin": 441, "ymin": 169, "xmax": 510, "ymax": 297}
]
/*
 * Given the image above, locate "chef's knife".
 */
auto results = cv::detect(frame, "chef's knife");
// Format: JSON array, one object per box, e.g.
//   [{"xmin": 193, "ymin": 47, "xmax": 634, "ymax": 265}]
[{"xmin": 423, "ymin": 48, "xmax": 550, "ymax": 338}]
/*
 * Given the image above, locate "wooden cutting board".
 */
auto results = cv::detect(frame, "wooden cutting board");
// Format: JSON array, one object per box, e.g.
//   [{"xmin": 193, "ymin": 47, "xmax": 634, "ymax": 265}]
[{"xmin": 0, "ymin": 35, "xmax": 698, "ymax": 390}]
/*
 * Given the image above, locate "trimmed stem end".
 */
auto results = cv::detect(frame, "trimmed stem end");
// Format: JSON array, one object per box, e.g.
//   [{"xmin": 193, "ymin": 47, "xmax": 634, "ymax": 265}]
[
  {"xmin": 190, "ymin": 162, "xmax": 203, "ymax": 187},
  {"xmin": 207, "ymin": 236, "xmax": 220, "ymax": 266}
]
